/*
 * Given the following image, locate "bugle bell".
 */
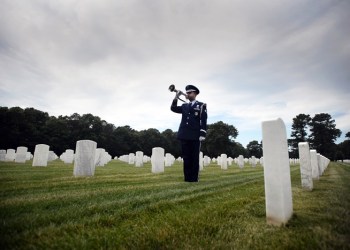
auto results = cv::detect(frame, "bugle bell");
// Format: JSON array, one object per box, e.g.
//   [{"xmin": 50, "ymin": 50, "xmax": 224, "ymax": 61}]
[{"xmin": 168, "ymin": 84, "xmax": 187, "ymax": 102}]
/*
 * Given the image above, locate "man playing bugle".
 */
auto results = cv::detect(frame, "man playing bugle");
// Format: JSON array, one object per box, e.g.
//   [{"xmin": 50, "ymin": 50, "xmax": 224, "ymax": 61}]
[{"xmin": 171, "ymin": 85, "xmax": 207, "ymax": 182}]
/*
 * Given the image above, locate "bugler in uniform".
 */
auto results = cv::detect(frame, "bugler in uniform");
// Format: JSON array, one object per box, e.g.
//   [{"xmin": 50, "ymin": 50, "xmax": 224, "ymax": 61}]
[{"xmin": 171, "ymin": 85, "xmax": 207, "ymax": 182}]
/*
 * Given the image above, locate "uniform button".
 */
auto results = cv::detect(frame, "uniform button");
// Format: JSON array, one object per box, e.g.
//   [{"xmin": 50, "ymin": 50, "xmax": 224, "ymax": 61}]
[
  {"xmin": 187, "ymin": 117, "xmax": 189, "ymax": 119},
  {"xmin": 186, "ymin": 122, "xmax": 188, "ymax": 125}
]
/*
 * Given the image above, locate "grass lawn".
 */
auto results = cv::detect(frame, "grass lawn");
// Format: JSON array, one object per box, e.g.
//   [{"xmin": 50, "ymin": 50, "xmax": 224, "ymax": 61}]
[{"xmin": 0, "ymin": 160, "xmax": 349, "ymax": 249}]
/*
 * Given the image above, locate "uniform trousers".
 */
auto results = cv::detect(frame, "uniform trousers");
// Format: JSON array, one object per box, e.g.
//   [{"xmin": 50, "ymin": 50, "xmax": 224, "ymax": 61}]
[{"xmin": 180, "ymin": 139, "xmax": 201, "ymax": 182}]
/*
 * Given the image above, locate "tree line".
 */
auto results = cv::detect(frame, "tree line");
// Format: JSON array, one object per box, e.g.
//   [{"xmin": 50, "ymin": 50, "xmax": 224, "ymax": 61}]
[
  {"xmin": 0, "ymin": 107, "xmax": 348, "ymax": 160},
  {"xmin": 289, "ymin": 113, "xmax": 349, "ymax": 160},
  {"xmin": 0, "ymin": 107, "xmax": 246, "ymax": 158},
  {"xmin": 240, "ymin": 113, "xmax": 349, "ymax": 161}
]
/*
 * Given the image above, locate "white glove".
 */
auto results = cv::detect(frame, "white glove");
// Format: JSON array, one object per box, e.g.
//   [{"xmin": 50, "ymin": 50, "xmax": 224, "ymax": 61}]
[{"xmin": 199, "ymin": 136, "xmax": 205, "ymax": 141}]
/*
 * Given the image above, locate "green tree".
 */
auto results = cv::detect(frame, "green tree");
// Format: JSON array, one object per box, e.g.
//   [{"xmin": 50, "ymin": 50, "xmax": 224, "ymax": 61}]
[
  {"xmin": 43, "ymin": 116, "xmax": 70, "ymax": 154},
  {"xmin": 231, "ymin": 142, "xmax": 248, "ymax": 158},
  {"xmin": 161, "ymin": 129, "xmax": 181, "ymax": 157},
  {"xmin": 290, "ymin": 114, "xmax": 311, "ymax": 157},
  {"xmin": 202, "ymin": 121, "xmax": 238, "ymax": 157},
  {"xmin": 0, "ymin": 107, "xmax": 50, "ymax": 153},
  {"xmin": 336, "ymin": 131, "xmax": 350, "ymax": 160},
  {"xmin": 346, "ymin": 132, "xmax": 350, "ymax": 139},
  {"xmin": 246, "ymin": 140, "xmax": 262, "ymax": 158},
  {"xmin": 99, "ymin": 122, "xmax": 117, "ymax": 156},
  {"xmin": 137, "ymin": 128, "xmax": 165, "ymax": 156},
  {"xmin": 111, "ymin": 126, "xmax": 139, "ymax": 157},
  {"xmin": 22, "ymin": 107, "xmax": 50, "ymax": 146},
  {"xmin": 309, "ymin": 113, "xmax": 341, "ymax": 159}
]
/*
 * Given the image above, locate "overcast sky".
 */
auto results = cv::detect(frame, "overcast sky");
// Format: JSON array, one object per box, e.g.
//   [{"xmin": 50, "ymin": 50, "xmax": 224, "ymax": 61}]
[{"xmin": 1, "ymin": 0, "xmax": 349, "ymax": 147}]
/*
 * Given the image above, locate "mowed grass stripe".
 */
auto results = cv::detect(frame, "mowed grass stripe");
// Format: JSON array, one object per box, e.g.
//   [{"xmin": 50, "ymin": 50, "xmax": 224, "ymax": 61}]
[
  {"xmin": 0, "ymin": 162, "xmax": 265, "ymax": 203},
  {"xmin": 0, "ymin": 163, "xmax": 292, "ymax": 218}
]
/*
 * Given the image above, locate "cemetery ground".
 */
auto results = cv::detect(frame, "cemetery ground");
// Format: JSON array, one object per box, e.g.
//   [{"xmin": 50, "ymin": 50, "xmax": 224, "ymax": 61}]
[{"xmin": 0, "ymin": 160, "xmax": 349, "ymax": 250}]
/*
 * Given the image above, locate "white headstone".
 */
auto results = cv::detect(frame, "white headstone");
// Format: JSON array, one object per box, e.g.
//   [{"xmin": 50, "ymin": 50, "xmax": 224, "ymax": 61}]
[
  {"xmin": 143, "ymin": 155, "xmax": 150, "ymax": 163},
  {"xmin": 128, "ymin": 153, "xmax": 135, "ymax": 164},
  {"xmin": 26, "ymin": 152, "xmax": 33, "ymax": 161},
  {"xmin": 262, "ymin": 118, "xmax": 293, "ymax": 226},
  {"xmin": 119, "ymin": 155, "xmax": 129, "ymax": 163},
  {"xmin": 324, "ymin": 156, "xmax": 330, "ymax": 171},
  {"xmin": 216, "ymin": 156, "xmax": 221, "ymax": 166},
  {"xmin": 310, "ymin": 150, "xmax": 319, "ymax": 179},
  {"xmin": 298, "ymin": 142, "xmax": 313, "ymax": 190},
  {"xmin": 227, "ymin": 157, "xmax": 233, "ymax": 166},
  {"xmin": 317, "ymin": 154, "xmax": 323, "ymax": 176},
  {"xmin": 5, "ymin": 149, "xmax": 16, "ymax": 162},
  {"xmin": 199, "ymin": 152, "xmax": 204, "ymax": 171},
  {"xmin": 0, "ymin": 150, "xmax": 6, "ymax": 161},
  {"xmin": 151, "ymin": 147, "xmax": 164, "ymax": 173},
  {"xmin": 135, "ymin": 151, "xmax": 144, "ymax": 167},
  {"xmin": 73, "ymin": 140, "xmax": 97, "ymax": 177},
  {"xmin": 203, "ymin": 156, "xmax": 210, "ymax": 167},
  {"xmin": 317, "ymin": 154, "xmax": 330, "ymax": 175},
  {"xmin": 63, "ymin": 149, "xmax": 74, "ymax": 164},
  {"xmin": 251, "ymin": 156, "xmax": 257, "ymax": 167},
  {"xmin": 260, "ymin": 157, "xmax": 264, "ymax": 167},
  {"xmin": 15, "ymin": 146, "xmax": 28, "ymax": 163},
  {"xmin": 165, "ymin": 153, "xmax": 173, "ymax": 167},
  {"xmin": 220, "ymin": 154, "xmax": 227, "ymax": 170},
  {"xmin": 238, "ymin": 155, "xmax": 244, "ymax": 169},
  {"xmin": 32, "ymin": 144, "xmax": 50, "ymax": 167},
  {"xmin": 48, "ymin": 151, "xmax": 58, "ymax": 161},
  {"xmin": 99, "ymin": 151, "xmax": 110, "ymax": 166},
  {"xmin": 95, "ymin": 148, "xmax": 105, "ymax": 167}
]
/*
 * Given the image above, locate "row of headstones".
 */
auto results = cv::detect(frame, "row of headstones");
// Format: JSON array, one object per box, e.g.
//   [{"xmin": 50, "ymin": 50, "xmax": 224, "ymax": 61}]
[
  {"xmin": 116, "ymin": 151, "xmax": 211, "ymax": 171},
  {"xmin": 298, "ymin": 142, "xmax": 330, "ymax": 190},
  {"xmin": 60, "ymin": 148, "xmax": 112, "ymax": 166},
  {"xmin": 117, "ymin": 151, "xmax": 183, "ymax": 170},
  {"xmin": 0, "ymin": 147, "xmax": 62, "ymax": 164},
  {"xmin": 214, "ymin": 155, "xmax": 262, "ymax": 169},
  {"xmin": 117, "ymin": 152, "xmax": 152, "ymax": 167},
  {"xmin": 212, "ymin": 154, "xmax": 300, "ymax": 170},
  {"xmin": 338, "ymin": 159, "xmax": 350, "ymax": 164},
  {"xmin": 262, "ymin": 118, "xmax": 330, "ymax": 227},
  {"xmin": 0, "ymin": 148, "xmax": 33, "ymax": 163},
  {"xmin": 0, "ymin": 144, "xmax": 112, "ymax": 168}
]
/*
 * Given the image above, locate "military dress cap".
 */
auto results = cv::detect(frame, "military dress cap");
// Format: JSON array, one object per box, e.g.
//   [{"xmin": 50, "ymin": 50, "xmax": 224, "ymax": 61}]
[{"xmin": 185, "ymin": 85, "xmax": 200, "ymax": 94}]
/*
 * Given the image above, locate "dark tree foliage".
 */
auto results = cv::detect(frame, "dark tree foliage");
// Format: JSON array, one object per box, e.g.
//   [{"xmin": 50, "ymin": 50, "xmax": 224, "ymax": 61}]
[
  {"xmin": 161, "ymin": 129, "xmax": 181, "ymax": 157},
  {"xmin": 201, "ymin": 121, "xmax": 239, "ymax": 158},
  {"xmin": 289, "ymin": 114, "xmax": 311, "ymax": 158},
  {"xmin": 0, "ymin": 107, "xmax": 50, "ymax": 150},
  {"xmin": 346, "ymin": 132, "xmax": 350, "ymax": 139},
  {"xmin": 246, "ymin": 140, "xmax": 262, "ymax": 158},
  {"xmin": 309, "ymin": 113, "xmax": 341, "ymax": 159},
  {"xmin": 336, "ymin": 131, "xmax": 350, "ymax": 160},
  {"xmin": 289, "ymin": 113, "xmax": 343, "ymax": 160},
  {"xmin": 0, "ymin": 107, "xmax": 181, "ymax": 157},
  {"xmin": 0, "ymin": 106, "xmax": 241, "ymax": 158},
  {"xmin": 231, "ymin": 142, "xmax": 248, "ymax": 158},
  {"xmin": 137, "ymin": 128, "xmax": 164, "ymax": 156},
  {"xmin": 2, "ymin": 107, "xmax": 346, "ymax": 161}
]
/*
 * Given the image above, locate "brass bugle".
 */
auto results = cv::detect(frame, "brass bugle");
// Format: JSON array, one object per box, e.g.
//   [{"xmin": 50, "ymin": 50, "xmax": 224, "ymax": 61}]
[{"xmin": 168, "ymin": 84, "xmax": 187, "ymax": 102}]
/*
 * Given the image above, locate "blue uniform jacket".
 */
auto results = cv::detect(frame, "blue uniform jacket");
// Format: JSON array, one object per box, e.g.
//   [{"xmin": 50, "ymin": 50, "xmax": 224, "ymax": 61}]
[{"xmin": 171, "ymin": 99, "xmax": 207, "ymax": 140}]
